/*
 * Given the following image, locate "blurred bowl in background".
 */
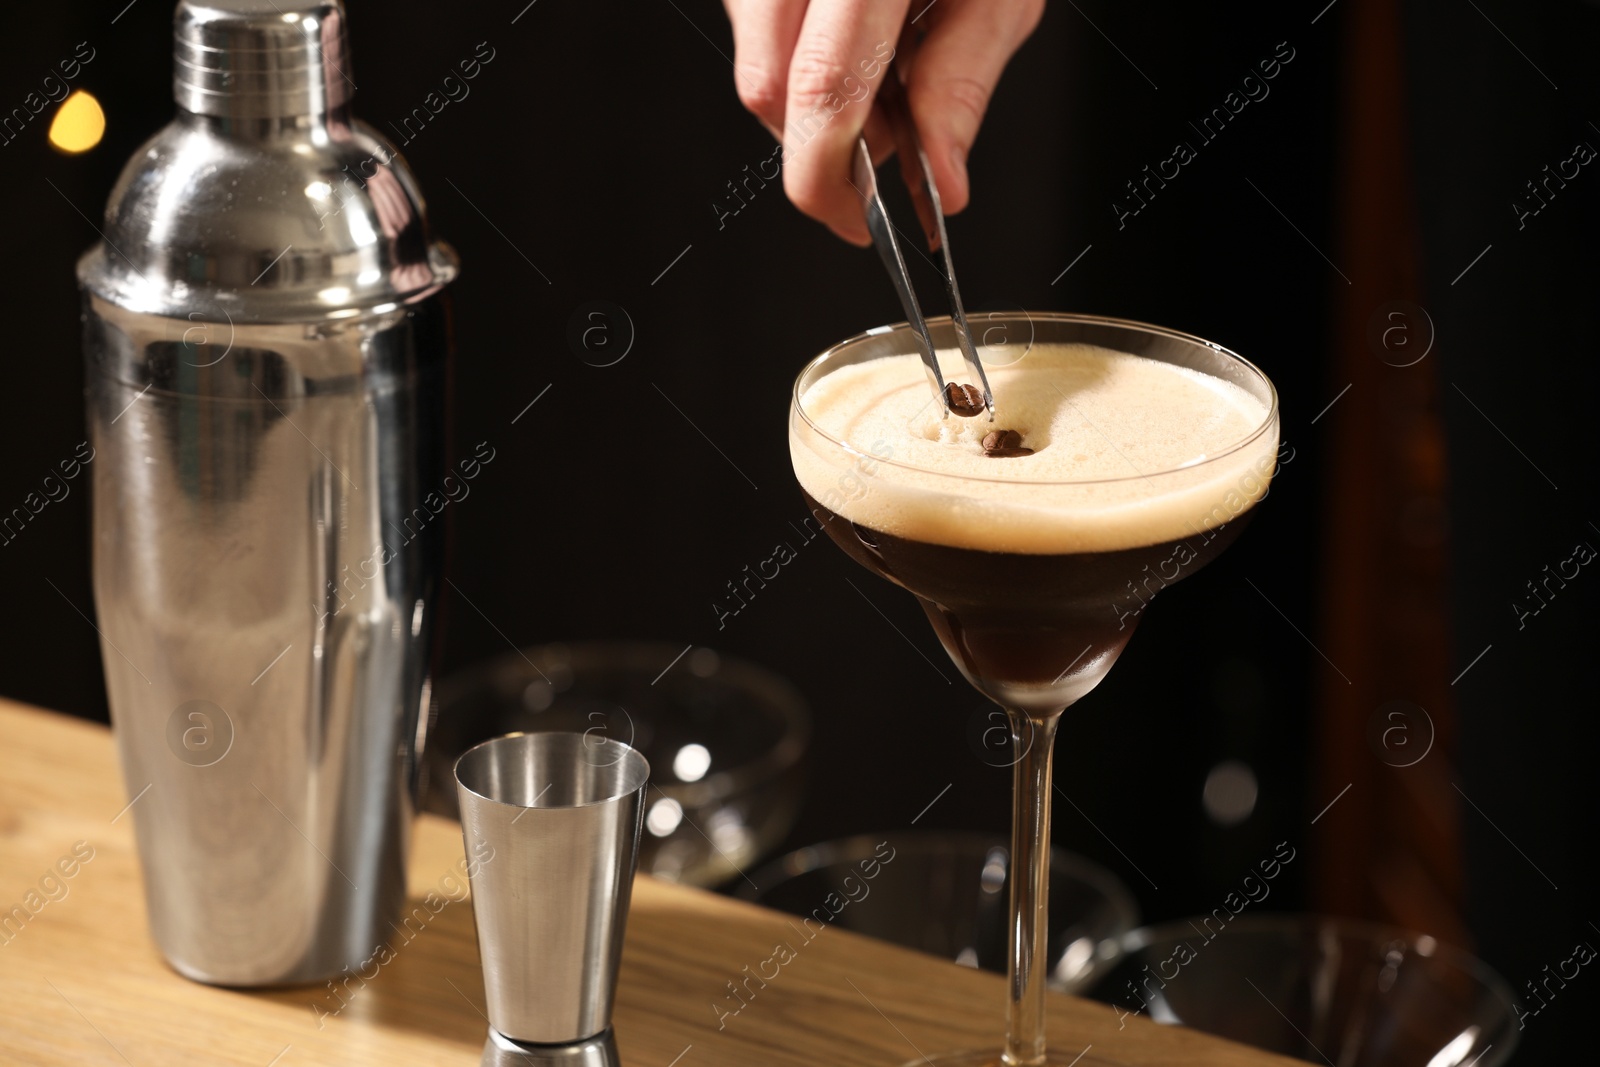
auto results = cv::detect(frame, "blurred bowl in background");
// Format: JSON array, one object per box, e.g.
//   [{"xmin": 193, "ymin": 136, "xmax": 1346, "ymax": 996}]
[
  {"xmin": 1087, "ymin": 914, "xmax": 1518, "ymax": 1067},
  {"xmin": 737, "ymin": 832, "xmax": 1139, "ymax": 993},
  {"xmin": 424, "ymin": 642, "xmax": 809, "ymax": 887}
]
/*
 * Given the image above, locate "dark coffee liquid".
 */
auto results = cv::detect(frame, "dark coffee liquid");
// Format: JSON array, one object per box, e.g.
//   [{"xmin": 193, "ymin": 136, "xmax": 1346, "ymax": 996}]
[{"xmin": 802, "ymin": 492, "xmax": 1252, "ymax": 693}]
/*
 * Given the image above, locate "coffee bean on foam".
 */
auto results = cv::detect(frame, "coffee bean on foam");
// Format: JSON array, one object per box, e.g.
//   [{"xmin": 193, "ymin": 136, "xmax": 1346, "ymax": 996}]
[{"xmin": 982, "ymin": 429, "xmax": 1033, "ymax": 457}]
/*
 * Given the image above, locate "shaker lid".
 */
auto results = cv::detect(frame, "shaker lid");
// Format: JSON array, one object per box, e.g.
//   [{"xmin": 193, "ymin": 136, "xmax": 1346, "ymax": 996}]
[
  {"xmin": 175, "ymin": 0, "xmax": 351, "ymax": 120},
  {"xmin": 78, "ymin": 0, "xmax": 456, "ymax": 325}
]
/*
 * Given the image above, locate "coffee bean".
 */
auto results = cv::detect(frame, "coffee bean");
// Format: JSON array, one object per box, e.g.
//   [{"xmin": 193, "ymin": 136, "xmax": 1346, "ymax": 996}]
[
  {"xmin": 944, "ymin": 382, "xmax": 986, "ymax": 417},
  {"xmin": 982, "ymin": 430, "xmax": 1020, "ymax": 451},
  {"xmin": 982, "ymin": 428, "xmax": 1034, "ymax": 458}
]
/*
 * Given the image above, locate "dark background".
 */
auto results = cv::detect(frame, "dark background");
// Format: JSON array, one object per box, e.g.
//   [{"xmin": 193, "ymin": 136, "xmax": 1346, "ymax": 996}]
[{"xmin": 1, "ymin": 1, "xmax": 1594, "ymax": 1062}]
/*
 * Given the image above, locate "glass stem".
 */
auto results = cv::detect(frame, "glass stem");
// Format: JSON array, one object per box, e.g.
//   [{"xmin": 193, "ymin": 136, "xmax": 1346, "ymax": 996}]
[{"xmin": 1004, "ymin": 707, "xmax": 1063, "ymax": 1067}]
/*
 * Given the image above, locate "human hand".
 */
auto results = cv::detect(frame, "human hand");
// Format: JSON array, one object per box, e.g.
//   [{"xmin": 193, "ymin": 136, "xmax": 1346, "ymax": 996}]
[{"xmin": 723, "ymin": 0, "xmax": 1044, "ymax": 245}]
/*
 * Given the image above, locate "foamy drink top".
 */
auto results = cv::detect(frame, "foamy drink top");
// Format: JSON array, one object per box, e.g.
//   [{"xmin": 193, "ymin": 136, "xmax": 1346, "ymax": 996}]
[{"xmin": 791, "ymin": 342, "xmax": 1278, "ymax": 554}]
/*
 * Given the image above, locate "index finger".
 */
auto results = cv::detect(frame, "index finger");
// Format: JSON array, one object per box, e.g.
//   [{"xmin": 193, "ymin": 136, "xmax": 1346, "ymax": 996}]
[{"xmin": 780, "ymin": 0, "xmax": 910, "ymax": 244}]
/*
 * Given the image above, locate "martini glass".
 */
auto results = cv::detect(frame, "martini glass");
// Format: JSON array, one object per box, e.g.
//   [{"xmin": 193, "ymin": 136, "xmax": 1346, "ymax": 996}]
[{"xmin": 788, "ymin": 312, "xmax": 1279, "ymax": 1066}]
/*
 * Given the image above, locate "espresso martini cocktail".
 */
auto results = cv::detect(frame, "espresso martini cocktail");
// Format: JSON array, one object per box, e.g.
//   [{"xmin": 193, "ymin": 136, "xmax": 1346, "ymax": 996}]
[{"xmin": 789, "ymin": 312, "xmax": 1279, "ymax": 1067}]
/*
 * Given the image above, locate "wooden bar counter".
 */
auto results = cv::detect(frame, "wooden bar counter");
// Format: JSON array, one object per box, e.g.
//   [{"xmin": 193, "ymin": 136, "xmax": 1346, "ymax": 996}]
[{"xmin": 0, "ymin": 698, "xmax": 1297, "ymax": 1066}]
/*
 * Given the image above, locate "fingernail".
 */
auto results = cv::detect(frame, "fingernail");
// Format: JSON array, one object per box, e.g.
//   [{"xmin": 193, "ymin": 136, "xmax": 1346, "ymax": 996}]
[
  {"xmin": 949, "ymin": 144, "xmax": 969, "ymax": 186},
  {"xmin": 947, "ymin": 144, "xmax": 970, "ymax": 204},
  {"xmin": 831, "ymin": 222, "xmax": 871, "ymax": 247}
]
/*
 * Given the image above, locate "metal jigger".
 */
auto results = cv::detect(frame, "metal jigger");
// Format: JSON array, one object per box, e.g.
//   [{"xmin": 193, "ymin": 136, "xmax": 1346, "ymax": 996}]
[{"xmin": 455, "ymin": 732, "xmax": 649, "ymax": 1067}]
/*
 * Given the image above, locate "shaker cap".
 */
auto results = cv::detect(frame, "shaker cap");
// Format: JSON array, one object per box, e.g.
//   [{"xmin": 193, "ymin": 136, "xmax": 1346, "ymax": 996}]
[
  {"xmin": 80, "ymin": 0, "xmax": 457, "ymax": 324},
  {"xmin": 174, "ymin": 0, "xmax": 352, "ymax": 119}
]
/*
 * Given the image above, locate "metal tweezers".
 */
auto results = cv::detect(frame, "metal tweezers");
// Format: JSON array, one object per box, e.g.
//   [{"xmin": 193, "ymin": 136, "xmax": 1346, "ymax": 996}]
[{"xmin": 852, "ymin": 63, "xmax": 994, "ymax": 420}]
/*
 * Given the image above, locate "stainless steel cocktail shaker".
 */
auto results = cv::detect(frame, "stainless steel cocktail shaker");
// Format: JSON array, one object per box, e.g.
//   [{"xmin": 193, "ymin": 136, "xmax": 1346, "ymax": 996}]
[{"xmin": 77, "ymin": 0, "xmax": 457, "ymax": 985}]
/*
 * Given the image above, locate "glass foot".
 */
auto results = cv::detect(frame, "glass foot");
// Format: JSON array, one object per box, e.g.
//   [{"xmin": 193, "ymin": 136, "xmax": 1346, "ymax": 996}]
[{"xmin": 901, "ymin": 1050, "xmax": 1114, "ymax": 1067}]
